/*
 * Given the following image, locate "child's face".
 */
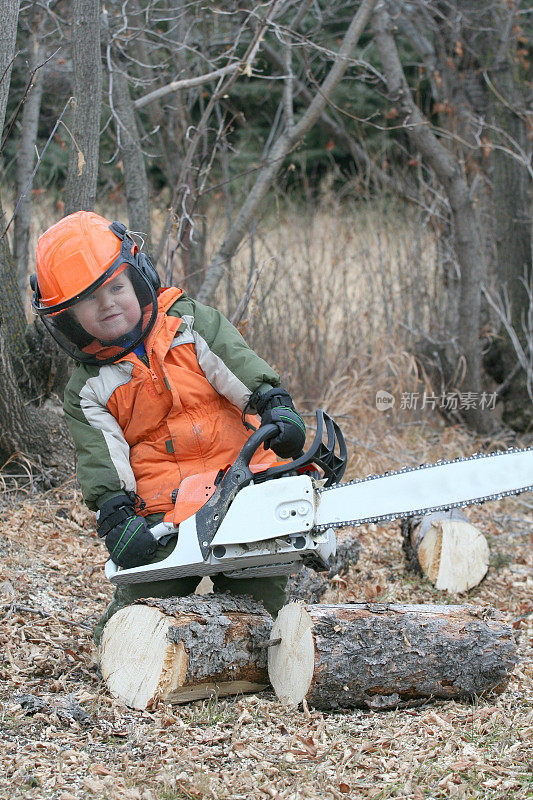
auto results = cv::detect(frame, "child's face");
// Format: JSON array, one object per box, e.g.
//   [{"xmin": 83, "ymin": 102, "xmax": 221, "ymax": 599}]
[{"xmin": 72, "ymin": 272, "xmax": 142, "ymax": 342}]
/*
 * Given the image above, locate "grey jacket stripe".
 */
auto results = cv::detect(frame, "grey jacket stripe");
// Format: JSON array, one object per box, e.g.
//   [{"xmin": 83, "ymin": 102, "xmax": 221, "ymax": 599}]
[
  {"xmin": 170, "ymin": 329, "xmax": 195, "ymax": 347},
  {"xmin": 79, "ymin": 363, "xmax": 136, "ymax": 492},
  {"xmin": 181, "ymin": 315, "xmax": 250, "ymax": 410}
]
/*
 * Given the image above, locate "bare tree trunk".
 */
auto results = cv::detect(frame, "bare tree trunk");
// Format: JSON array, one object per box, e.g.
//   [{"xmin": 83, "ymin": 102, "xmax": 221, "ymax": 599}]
[
  {"xmin": 0, "ymin": 0, "xmax": 20, "ymax": 134},
  {"xmin": 0, "ymin": 327, "xmax": 74, "ymax": 479},
  {"xmin": 14, "ymin": 28, "xmax": 46, "ymax": 298},
  {"xmin": 0, "ymin": 227, "xmax": 27, "ymax": 358},
  {"xmin": 109, "ymin": 44, "xmax": 152, "ymax": 249},
  {"xmin": 373, "ymin": 6, "xmax": 491, "ymax": 433},
  {"xmin": 487, "ymin": 5, "xmax": 532, "ymax": 431},
  {"xmin": 0, "ymin": 0, "xmax": 73, "ymax": 478},
  {"xmin": 196, "ymin": 0, "xmax": 378, "ymax": 304},
  {"xmin": 64, "ymin": 0, "xmax": 102, "ymax": 214},
  {"xmin": 0, "ymin": 0, "xmax": 26, "ymax": 359}
]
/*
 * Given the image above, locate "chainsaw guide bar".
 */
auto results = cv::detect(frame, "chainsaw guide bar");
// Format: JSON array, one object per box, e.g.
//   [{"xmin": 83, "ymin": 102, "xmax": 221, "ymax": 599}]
[{"xmin": 315, "ymin": 446, "xmax": 533, "ymax": 531}]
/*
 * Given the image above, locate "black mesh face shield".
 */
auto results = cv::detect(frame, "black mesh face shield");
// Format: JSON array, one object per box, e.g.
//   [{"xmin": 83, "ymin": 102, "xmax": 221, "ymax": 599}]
[
  {"xmin": 35, "ymin": 265, "xmax": 158, "ymax": 366},
  {"xmin": 32, "ymin": 226, "xmax": 159, "ymax": 366}
]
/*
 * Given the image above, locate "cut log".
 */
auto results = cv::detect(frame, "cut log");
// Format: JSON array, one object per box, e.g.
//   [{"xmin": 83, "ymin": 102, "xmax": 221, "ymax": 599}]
[
  {"xmin": 268, "ymin": 602, "xmax": 517, "ymax": 710},
  {"xmin": 99, "ymin": 594, "xmax": 272, "ymax": 710},
  {"xmin": 401, "ymin": 509, "xmax": 490, "ymax": 594}
]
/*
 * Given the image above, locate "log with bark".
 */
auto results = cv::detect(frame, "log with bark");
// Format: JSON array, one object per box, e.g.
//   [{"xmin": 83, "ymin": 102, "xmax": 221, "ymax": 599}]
[
  {"xmin": 401, "ymin": 509, "xmax": 490, "ymax": 594},
  {"xmin": 268, "ymin": 602, "xmax": 517, "ymax": 710},
  {"xmin": 99, "ymin": 594, "xmax": 272, "ymax": 710}
]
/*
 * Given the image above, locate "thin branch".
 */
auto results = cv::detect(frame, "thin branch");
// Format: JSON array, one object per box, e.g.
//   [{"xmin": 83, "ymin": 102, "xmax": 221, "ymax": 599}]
[
  {"xmin": 133, "ymin": 62, "xmax": 241, "ymax": 109},
  {"xmin": 196, "ymin": 0, "xmax": 378, "ymax": 304},
  {"xmin": 0, "ymin": 47, "xmax": 59, "ymax": 155},
  {"xmin": 283, "ymin": 41, "xmax": 294, "ymax": 130},
  {"xmin": 156, "ymin": 0, "xmax": 285, "ymax": 268}
]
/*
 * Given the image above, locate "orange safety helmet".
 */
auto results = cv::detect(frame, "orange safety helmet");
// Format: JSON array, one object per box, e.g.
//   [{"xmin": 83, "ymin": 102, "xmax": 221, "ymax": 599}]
[{"xmin": 31, "ymin": 211, "xmax": 161, "ymax": 365}]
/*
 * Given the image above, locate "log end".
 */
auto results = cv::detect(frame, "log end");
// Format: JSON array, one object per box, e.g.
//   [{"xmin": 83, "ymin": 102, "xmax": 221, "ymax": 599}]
[
  {"xmin": 406, "ymin": 511, "xmax": 490, "ymax": 594},
  {"xmin": 268, "ymin": 602, "xmax": 315, "ymax": 707},
  {"xmin": 425, "ymin": 520, "xmax": 489, "ymax": 593},
  {"xmin": 99, "ymin": 604, "xmax": 186, "ymax": 710}
]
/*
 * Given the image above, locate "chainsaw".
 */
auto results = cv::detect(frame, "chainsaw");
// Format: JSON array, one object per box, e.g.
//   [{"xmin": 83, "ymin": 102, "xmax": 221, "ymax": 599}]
[{"xmin": 105, "ymin": 410, "xmax": 533, "ymax": 586}]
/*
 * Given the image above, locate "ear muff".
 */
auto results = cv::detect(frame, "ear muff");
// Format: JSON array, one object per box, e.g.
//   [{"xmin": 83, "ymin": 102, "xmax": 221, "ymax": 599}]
[
  {"xmin": 126, "ymin": 266, "xmax": 152, "ymax": 308},
  {"xmin": 109, "ymin": 220, "xmax": 161, "ymax": 294},
  {"xmin": 137, "ymin": 251, "xmax": 161, "ymax": 293}
]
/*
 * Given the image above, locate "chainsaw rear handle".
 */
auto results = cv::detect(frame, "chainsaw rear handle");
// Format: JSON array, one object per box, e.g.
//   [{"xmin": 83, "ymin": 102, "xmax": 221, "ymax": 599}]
[{"xmin": 194, "ymin": 410, "xmax": 346, "ymax": 558}]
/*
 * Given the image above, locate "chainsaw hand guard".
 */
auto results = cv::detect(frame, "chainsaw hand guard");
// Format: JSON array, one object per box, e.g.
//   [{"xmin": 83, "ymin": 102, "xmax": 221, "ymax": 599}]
[{"xmin": 260, "ymin": 409, "xmax": 347, "ymax": 487}]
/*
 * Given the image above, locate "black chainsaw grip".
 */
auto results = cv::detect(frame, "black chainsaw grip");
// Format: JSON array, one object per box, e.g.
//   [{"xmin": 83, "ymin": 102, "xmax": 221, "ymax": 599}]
[
  {"xmin": 194, "ymin": 422, "xmax": 279, "ymax": 558},
  {"xmin": 235, "ymin": 422, "xmax": 280, "ymax": 467}
]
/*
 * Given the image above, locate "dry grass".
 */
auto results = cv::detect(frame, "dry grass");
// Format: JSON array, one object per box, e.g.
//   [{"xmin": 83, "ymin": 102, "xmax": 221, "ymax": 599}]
[{"xmin": 214, "ymin": 195, "xmax": 439, "ymax": 407}]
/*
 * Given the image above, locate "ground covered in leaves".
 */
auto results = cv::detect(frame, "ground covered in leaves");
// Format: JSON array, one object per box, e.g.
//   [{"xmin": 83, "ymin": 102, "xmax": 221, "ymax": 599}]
[{"xmin": 0, "ymin": 425, "xmax": 531, "ymax": 800}]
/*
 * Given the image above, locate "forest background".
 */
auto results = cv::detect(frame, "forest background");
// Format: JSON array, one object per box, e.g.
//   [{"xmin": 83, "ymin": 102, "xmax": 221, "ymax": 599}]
[{"xmin": 0, "ymin": 0, "xmax": 531, "ymax": 482}]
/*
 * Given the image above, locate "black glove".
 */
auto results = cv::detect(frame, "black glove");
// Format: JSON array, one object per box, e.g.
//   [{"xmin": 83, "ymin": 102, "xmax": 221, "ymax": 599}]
[
  {"xmin": 97, "ymin": 494, "xmax": 158, "ymax": 569},
  {"xmin": 253, "ymin": 388, "xmax": 306, "ymax": 459}
]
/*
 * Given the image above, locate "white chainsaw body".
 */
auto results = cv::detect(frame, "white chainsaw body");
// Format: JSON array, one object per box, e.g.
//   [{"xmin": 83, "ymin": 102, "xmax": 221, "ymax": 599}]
[
  {"xmin": 105, "ymin": 475, "xmax": 336, "ymax": 586},
  {"xmin": 104, "ymin": 410, "xmax": 533, "ymax": 588}
]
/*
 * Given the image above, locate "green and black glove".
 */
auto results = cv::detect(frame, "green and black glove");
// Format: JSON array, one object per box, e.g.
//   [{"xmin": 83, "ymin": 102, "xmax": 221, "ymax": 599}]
[
  {"xmin": 97, "ymin": 493, "xmax": 157, "ymax": 569},
  {"xmin": 253, "ymin": 388, "xmax": 306, "ymax": 459}
]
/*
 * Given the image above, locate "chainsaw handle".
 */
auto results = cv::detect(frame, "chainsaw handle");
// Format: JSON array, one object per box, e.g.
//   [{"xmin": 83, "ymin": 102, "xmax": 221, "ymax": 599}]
[
  {"xmin": 236, "ymin": 422, "xmax": 280, "ymax": 466},
  {"xmin": 194, "ymin": 422, "xmax": 279, "ymax": 559}
]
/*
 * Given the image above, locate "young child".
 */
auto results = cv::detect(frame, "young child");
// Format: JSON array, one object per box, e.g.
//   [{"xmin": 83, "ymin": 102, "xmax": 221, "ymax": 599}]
[{"xmin": 31, "ymin": 211, "xmax": 306, "ymax": 643}]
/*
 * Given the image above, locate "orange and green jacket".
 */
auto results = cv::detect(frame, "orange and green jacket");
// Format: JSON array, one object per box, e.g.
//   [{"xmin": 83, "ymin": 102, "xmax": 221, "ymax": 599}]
[{"xmin": 63, "ymin": 287, "xmax": 280, "ymax": 515}]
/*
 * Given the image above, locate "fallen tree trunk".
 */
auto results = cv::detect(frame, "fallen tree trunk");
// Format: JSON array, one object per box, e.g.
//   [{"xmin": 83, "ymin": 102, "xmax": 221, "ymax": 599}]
[
  {"xmin": 99, "ymin": 594, "xmax": 272, "ymax": 710},
  {"xmin": 401, "ymin": 509, "xmax": 490, "ymax": 594},
  {"xmin": 268, "ymin": 602, "xmax": 517, "ymax": 710}
]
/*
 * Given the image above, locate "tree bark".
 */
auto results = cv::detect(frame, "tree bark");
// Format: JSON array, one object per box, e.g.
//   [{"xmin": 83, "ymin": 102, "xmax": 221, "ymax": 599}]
[
  {"xmin": 0, "ymin": 329, "xmax": 74, "ymax": 481},
  {"xmin": 0, "ymin": 218, "xmax": 26, "ymax": 358},
  {"xmin": 0, "ymin": 0, "xmax": 20, "ymax": 135},
  {"xmin": 0, "ymin": 1, "xmax": 26, "ymax": 359},
  {"xmin": 196, "ymin": 0, "xmax": 378, "ymax": 304},
  {"xmin": 401, "ymin": 509, "xmax": 489, "ymax": 594},
  {"xmin": 64, "ymin": 0, "xmax": 102, "ymax": 214},
  {"xmin": 14, "ymin": 27, "xmax": 46, "ymax": 297},
  {"xmin": 110, "ymin": 48, "xmax": 152, "ymax": 250},
  {"xmin": 372, "ymin": 6, "xmax": 490, "ymax": 433},
  {"xmin": 268, "ymin": 602, "xmax": 517, "ymax": 710},
  {"xmin": 99, "ymin": 594, "xmax": 273, "ymax": 710},
  {"xmin": 487, "ymin": 5, "xmax": 532, "ymax": 431}
]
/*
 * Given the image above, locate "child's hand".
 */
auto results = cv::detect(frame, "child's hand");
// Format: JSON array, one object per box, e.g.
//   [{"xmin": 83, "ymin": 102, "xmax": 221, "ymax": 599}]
[
  {"xmin": 97, "ymin": 494, "xmax": 158, "ymax": 568},
  {"xmin": 252, "ymin": 388, "xmax": 306, "ymax": 459},
  {"xmin": 261, "ymin": 405, "xmax": 306, "ymax": 458}
]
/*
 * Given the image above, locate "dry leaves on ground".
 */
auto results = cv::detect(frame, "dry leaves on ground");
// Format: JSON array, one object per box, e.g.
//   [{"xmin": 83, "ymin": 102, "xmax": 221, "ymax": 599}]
[{"xmin": 0, "ymin": 421, "xmax": 531, "ymax": 800}]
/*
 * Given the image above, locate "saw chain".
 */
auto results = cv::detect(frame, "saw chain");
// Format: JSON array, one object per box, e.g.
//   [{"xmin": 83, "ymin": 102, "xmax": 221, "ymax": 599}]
[{"xmin": 315, "ymin": 446, "xmax": 533, "ymax": 531}]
